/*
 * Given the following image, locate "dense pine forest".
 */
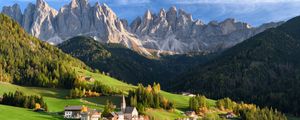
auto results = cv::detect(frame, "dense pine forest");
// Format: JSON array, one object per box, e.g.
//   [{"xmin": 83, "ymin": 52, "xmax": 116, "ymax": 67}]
[
  {"xmin": 0, "ymin": 14, "xmax": 87, "ymax": 88},
  {"xmin": 1, "ymin": 91, "xmax": 48, "ymax": 111},
  {"xmin": 176, "ymin": 16, "xmax": 300, "ymax": 115},
  {"xmin": 58, "ymin": 36, "xmax": 216, "ymax": 88}
]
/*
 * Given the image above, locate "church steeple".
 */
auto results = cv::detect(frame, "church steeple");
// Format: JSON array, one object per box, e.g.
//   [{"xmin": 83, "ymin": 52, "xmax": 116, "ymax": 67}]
[{"xmin": 121, "ymin": 95, "xmax": 126, "ymax": 112}]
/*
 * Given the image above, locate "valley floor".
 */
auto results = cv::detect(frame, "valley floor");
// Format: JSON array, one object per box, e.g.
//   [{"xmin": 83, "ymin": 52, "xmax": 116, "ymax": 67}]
[
  {"xmin": 0, "ymin": 104, "xmax": 62, "ymax": 120},
  {"xmin": 1, "ymin": 82, "xmax": 299, "ymax": 120},
  {"xmin": 0, "ymin": 82, "xmax": 187, "ymax": 120}
]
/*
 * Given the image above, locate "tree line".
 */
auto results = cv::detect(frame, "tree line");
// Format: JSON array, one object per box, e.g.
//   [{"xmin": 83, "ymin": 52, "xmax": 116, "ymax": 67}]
[
  {"xmin": 235, "ymin": 103, "xmax": 287, "ymax": 120},
  {"xmin": 128, "ymin": 83, "xmax": 174, "ymax": 113},
  {"xmin": 71, "ymin": 80, "xmax": 123, "ymax": 97},
  {"xmin": 188, "ymin": 95, "xmax": 287, "ymax": 120},
  {"xmin": 189, "ymin": 95, "xmax": 209, "ymax": 114},
  {"xmin": 68, "ymin": 87, "xmax": 101, "ymax": 98},
  {"xmin": 1, "ymin": 91, "xmax": 48, "ymax": 111}
]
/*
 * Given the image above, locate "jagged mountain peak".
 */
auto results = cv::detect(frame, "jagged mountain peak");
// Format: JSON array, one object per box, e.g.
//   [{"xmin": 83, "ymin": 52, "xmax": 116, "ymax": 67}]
[
  {"xmin": 159, "ymin": 8, "xmax": 166, "ymax": 17},
  {"xmin": 1, "ymin": 3, "xmax": 23, "ymax": 25},
  {"xmin": 130, "ymin": 7, "xmax": 282, "ymax": 54},
  {"xmin": 11, "ymin": 3, "xmax": 21, "ymax": 9},
  {"xmin": 208, "ymin": 20, "xmax": 218, "ymax": 25},
  {"xmin": 222, "ymin": 18, "xmax": 236, "ymax": 23},
  {"xmin": 144, "ymin": 9, "xmax": 153, "ymax": 20},
  {"xmin": 70, "ymin": 0, "xmax": 89, "ymax": 8},
  {"xmin": 169, "ymin": 6, "xmax": 177, "ymax": 12},
  {"xmin": 100, "ymin": 3, "xmax": 117, "ymax": 18},
  {"xmin": 36, "ymin": 0, "xmax": 46, "ymax": 7},
  {"xmin": 166, "ymin": 7, "xmax": 177, "ymax": 18},
  {"xmin": 35, "ymin": 0, "xmax": 57, "ymax": 13},
  {"xmin": 2, "ymin": 3, "xmax": 21, "ymax": 13},
  {"xmin": 94, "ymin": 2, "xmax": 101, "ymax": 7},
  {"xmin": 102, "ymin": 3, "xmax": 110, "ymax": 9},
  {"xmin": 1, "ymin": 1, "xmax": 282, "ymax": 56}
]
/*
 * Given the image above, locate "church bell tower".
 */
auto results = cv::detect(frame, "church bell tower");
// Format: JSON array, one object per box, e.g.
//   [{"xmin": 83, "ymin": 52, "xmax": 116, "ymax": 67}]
[{"xmin": 121, "ymin": 95, "xmax": 126, "ymax": 112}]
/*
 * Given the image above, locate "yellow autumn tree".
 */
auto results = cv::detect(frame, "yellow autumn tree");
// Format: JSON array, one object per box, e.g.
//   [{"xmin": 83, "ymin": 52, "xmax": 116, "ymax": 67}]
[
  {"xmin": 81, "ymin": 105, "xmax": 88, "ymax": 112},
  {"xmin": 35, "ymin": 103, "xmax": 41, "ymax": 109},
  {"xmin": 146, "ymin": 85, "xmax": 152, "ymax": 93},
  {"xmin": 161, "ymin": 97, "xmax": 169, "ymax": 109},
  {"xmin": 153, "ymin": 83, "xmax": 161, "ymax": 93}
]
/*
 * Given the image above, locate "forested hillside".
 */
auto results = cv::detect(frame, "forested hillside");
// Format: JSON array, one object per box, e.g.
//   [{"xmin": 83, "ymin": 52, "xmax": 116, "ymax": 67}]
[
  {"xmin": 176, "ymin": 16, "xmax": 300, "ymax": 115},
  {"xmin": 58, "ymin": 36, "xmax": 216, "ymax": 87},
  {"xmin": 0, "ymin": 14, "xmax": 86, "ymax": 88}
]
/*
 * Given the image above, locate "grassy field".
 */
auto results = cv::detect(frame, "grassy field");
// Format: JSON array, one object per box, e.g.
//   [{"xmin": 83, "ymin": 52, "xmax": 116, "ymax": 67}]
[
  {"xmin": 161, "ymin": 91, "xmax": 216, "ymax": 111},
  {"xmin": 161, "ymin": 91, "xmax": 190, "ymax": 110},
  {"xmin": 0, "ymin": 71, "xmax": 195, "ymax": 120},
  {"xmin": 145, "ymin": 109, "xmax": 184, "ymax": 120},
  {"xmin": 0, "ymin": 104, "xmax": 62, "ymax": 120},
  {"xmin": 75, "ymin": 68, "xmax": 136, "ymax": 92},
  {"xmin": 76, "ymin": 68, "xmax": 205, "ymax": 110},
  {"xmin": 0, "ymin": 82, "xmax": 104, "ymax": 112},
  {"xmin": 0, "ymin": 68, "xmax": 218, "ymax": 120}
]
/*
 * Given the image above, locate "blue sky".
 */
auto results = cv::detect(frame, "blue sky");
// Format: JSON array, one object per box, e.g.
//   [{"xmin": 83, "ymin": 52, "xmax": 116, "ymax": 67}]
[{"xmin": 1, "ymin": 0, "xmax": 300, "ymax": 26}]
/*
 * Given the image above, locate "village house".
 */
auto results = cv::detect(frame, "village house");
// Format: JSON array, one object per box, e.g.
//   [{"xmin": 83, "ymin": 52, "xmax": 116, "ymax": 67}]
[
  {"xmin": 184, "ymin": 111, "xmax": 198, "ymax": 120},
  {"xmin": 219, "ymin": 112, "xmax": 235, "ymax": 119},
  {"xmin": 64, "ymin": 105, "xmax": 101, "ymax": 120},
  {"xmin": 181, "ymin": 92, "xmax": 196, "ymax": 97},
  {"xmin": 80, "ymin": 76, "xmax": 95, "ymax": 82},
  {"xmin": 64, "ymin": 106, "xmax": 82, "ymax": 119},
  {"xmin": 226, "ymin": 112, "xmax": 235, "ymax": 119},
  {"xmin": 116, "ymin": 112, "xmax": 124, "ymax": 120},
  {"xmin": 185, "ymin": 111, "xmax": 197, "ymax": 117}
]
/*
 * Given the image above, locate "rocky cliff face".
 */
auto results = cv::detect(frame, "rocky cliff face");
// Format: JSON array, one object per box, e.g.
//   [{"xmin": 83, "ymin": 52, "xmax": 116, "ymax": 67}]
[
  {"xmin": 2, "ymin": 0, "xmax": 150, "ymax": 55},
  {"xmin": 129, "ymin": 7, "xmax": 283, "ymax": 54},
  {"xmin": 2, "ymin": 0, "xmax": 58, "ymax": 41},
  {"xmin": 2, "ymin": 0, "xmax": 282, "ymax": 55}
]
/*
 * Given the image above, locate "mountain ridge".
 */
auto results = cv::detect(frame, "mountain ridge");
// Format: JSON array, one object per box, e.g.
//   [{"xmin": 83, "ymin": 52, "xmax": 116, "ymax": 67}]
[
  {"xmin": 129, "ymin": 7, "xmax": 283, "ymax": 54},
  {"xmin": 2, "ymin": 0, "xmax": 151, "ymax": 56},
  {"xmin": 1, "ymin": 0, "xmax": 282, "ymax": 55}
]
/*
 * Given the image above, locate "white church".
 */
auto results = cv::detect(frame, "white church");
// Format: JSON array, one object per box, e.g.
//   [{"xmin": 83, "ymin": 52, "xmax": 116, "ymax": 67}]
[{"xmin": 117, "ymin": 95, "xmax": 139, "ymax": 120}]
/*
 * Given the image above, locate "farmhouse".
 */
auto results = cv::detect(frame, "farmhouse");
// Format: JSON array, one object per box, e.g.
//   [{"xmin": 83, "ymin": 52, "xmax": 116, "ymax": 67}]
[
  {"xmin": 185, "ymin": 111, "xmax": 197, "ymax": 117},
  {"xmin": 64, "ymin": 106, "xmax": 82, "ymax": 119},
  {"xmin": 181, "ymin": 92, "xmax": 196, "ymax": 97},
  {"xmin": 64, "ymin": 105, "xmax": 101, "ymax": 120},
  {"xmin": 116, "ymin": 112, "xmax": 124, "ymax": 120},
  {"xmin": 219, "ymin": 112, "xmax": 235, "ymax": 119},
  {"xmin": 80, "ymin": 76, "xmax": 95, "ymax": 82}
]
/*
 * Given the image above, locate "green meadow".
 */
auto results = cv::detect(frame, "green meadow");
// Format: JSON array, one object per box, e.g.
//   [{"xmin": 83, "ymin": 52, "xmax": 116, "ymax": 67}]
[
  {"xmin": 0, "ymin": 67, "xmax": 198, "ymax": 120},
  {"xmin": 0, "ymin": 104, "xmax": 62, "ymax": 120}
]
